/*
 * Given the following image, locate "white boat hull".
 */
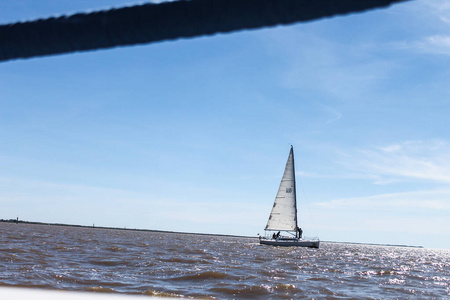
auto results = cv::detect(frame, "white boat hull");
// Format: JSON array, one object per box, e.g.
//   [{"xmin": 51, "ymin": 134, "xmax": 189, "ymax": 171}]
[{"xmin": 260, "ymin": 239, "xmax": 320, "ymax": 248}]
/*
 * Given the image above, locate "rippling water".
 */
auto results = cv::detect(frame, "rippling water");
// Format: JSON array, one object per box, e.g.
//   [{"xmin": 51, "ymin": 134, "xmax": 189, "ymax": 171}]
[{"xmin": 1, "ymin": 222, "xmax": 449, "ymax": 299}]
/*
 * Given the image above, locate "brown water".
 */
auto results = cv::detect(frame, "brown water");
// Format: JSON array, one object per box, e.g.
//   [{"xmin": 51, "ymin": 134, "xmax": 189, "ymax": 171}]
[{"xmin": 1, "ymin": 222, "xmax": 449, "ymax": 299}]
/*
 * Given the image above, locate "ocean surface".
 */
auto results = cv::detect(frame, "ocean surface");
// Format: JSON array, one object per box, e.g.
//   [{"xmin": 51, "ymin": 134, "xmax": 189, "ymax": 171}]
[{"xmin": 1, "ymin": 222, "xmax": 449, "ymax": 299}]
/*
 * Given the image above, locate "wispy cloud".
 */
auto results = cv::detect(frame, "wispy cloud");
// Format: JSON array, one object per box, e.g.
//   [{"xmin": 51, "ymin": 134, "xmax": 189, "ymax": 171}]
[
  {"xmin": 342, "ymin": 140, "xmax": 450, "ymax": 184},
  {"xmin": 316, "ymin": 189, "xmax": 450, "ymax": 211},
  {"xmin": 423, "ymin": 0, "xmax": 450, "ymax": 21},
  {"xmin": 314, "ymin": 191, "xmax": 450, "ymax": 242},
  {"xmin": 393, "ymin": 1, "xmax": 450, "ymax": 55},
  {"xmin": 317, "ymin": 102, "xmax": 343, "ymax": 125},
  {"xmin": 312, "ymin": 139, "xmax": 450, "ymax": 241},
  {"xmin": 405, "ymin": 35, "xmax": 450, "ymax": 56},
  {"xmin": 259, "ymin": 26, "xmax": 396, "ymax": 102}
]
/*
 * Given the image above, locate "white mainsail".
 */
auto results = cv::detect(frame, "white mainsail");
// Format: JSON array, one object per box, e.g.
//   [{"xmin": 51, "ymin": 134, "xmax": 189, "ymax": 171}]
[{"xmin": 265, "ymin": 146, "xmax": 297, "ymax": 231}]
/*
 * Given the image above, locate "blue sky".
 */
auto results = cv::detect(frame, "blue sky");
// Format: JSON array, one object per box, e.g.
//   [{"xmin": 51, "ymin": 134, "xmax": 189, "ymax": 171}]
[{"xmin": 1, "ymin": 0, "xmax": 450, "ymax": 250}]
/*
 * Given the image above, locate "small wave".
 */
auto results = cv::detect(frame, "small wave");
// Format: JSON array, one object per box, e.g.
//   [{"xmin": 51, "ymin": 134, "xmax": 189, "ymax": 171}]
[
  {"xmin": 144, "ymin": 289, "xmax": 184, "ymax": 298},
  {"xmin": 381, "ymin": 285, "xmax": 434, "ymax": 297},
  {"xmin": 88, "ymin": 260, "xmax": 123, "ymax": 266},
  {"xmin": 4, "ymin": 235, "xmax": 26, "ymax": 241},
  {"xmin": 273, "ymin": 283, "xmax": 301, "ymax": 292},
  {"xmin": 388, "ymin": 278, "xmax": 406, "ymax": 285},
  {"xmin": 324, "ymin": 268, "xmax": 345, "ymax": 274},
  {"xmin": 183, "ymin": 248, "xmax": 208, "ymax": 255},
  {"xmin": 103, "ymin": 246, "xmax": 126, "ymax": 252},
  {"xmin": 209, "ymin": 284, "xmax": 273, "ymax": 297},
  {"xmin": 0, "ymin": 283, "xmax": 53, "ymax": 289},
  {"xmin": 250, "ymin": 257, "xmax": 267, "ymax": 263},
  {"xmin": 85, "ymin": 286, "xmax": 116, "ymax": 293},
  {"xmin": 160, "ymin": 257, "xmax": 213, "ymax": 265},
  {"xmin": 0, "ymin": 248, "xmax": 27, "ymax": 254},
  {"xmin": 172, "ymin": 271, "xmax": 230, "ymax": 281},
  {"xmin": 317, "ymin": 286, "xmax": 346, "ymax": 297},
  {"xmin": 307, "ymin": 277, "xmax": 333, "ymax": 282},
  {"xmin": 359, "ymin": 269, "xmax": 399, "ymax": 276},
  {"xmin": 160, "ymin": 257, "xmax": 198, "ymax": 264}
]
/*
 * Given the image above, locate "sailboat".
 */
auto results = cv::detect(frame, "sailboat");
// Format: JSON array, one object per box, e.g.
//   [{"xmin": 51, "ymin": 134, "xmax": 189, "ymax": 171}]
[{"xmin": 259, "ymin": 146, "xmax": 320, "ymax": 248}]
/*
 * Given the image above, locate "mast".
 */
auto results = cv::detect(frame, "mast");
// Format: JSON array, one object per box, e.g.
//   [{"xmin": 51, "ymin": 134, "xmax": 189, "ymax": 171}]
[{"xmin": 291, "ymin": 145, "xmax": 299, "ymax": 237}]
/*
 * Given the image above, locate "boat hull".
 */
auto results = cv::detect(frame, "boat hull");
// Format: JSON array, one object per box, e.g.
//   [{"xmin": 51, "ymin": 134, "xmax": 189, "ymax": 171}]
[{"xmin": 260, "ymin": 239, "xmax": 320, "ymax": 248}]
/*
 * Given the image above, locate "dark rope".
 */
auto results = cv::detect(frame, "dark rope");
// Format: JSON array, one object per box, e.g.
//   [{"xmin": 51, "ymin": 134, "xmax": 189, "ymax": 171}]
[{"xmin": 0, "ymin": 0, "xmax": 410, "ymax": 62}]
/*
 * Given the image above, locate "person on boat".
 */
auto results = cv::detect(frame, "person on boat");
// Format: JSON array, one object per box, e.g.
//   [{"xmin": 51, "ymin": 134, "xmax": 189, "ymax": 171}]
[
  {"xmin": 297, "ymin": 227, "xmax": 303, "ymax": 239},
  {"xmin": 276, "ymin": 231, "xmax": 280, "ymax": 238},
  {"xmin": 272, "ymin": 232, "xmax": 277, "ymax": 239}
]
